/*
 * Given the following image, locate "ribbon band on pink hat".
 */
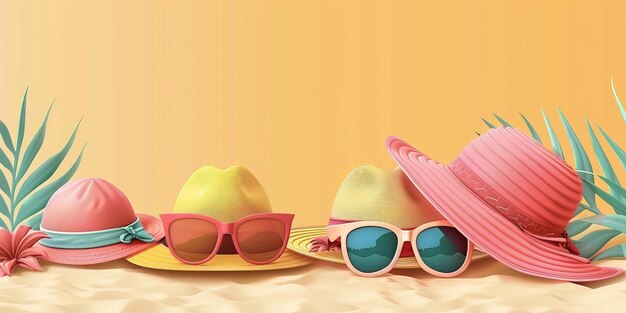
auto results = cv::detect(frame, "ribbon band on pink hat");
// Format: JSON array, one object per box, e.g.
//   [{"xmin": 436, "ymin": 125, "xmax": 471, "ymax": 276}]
[
  {"xmin": 39, "ymin": 218, "xmax": 155, "ymax": 249},
  {"xmin": 449, "ymin": 158, "xmax": 580, "ymax": 255}
]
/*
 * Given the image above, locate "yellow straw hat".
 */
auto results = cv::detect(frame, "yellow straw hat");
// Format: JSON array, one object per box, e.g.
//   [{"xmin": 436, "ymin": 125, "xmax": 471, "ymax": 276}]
[
  {"xmin": 127, "ymin": 165, "xmax": 312, "ymax": 271},
  {"xmin": 287, "ymin": 165, "xmax": 488, "ymax": 268}
]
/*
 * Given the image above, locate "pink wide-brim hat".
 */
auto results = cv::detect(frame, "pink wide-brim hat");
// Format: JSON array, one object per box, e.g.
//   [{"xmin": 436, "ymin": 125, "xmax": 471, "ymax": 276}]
[
  {"xmin": 39, "ymin": 214, "xmax": 163, "ymax": 265},
  {"xmin": 36, "ymin": 178, "xmax": 164, "ymax": 265},
  {"xmin": 386, "ymin": 127, "xmax": 623, "ymax": 282}
]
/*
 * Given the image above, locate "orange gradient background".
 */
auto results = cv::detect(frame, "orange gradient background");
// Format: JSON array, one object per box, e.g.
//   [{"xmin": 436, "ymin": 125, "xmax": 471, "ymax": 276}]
[{"xmin": 2, "ymin": 1, "xmax": 626, "ymax": 227}]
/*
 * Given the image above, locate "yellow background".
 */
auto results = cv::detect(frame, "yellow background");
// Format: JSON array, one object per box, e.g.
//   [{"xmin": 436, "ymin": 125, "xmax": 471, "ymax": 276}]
[{"xmin": 2, "ymin": 0, "xmax": 626, "ymax": 227}]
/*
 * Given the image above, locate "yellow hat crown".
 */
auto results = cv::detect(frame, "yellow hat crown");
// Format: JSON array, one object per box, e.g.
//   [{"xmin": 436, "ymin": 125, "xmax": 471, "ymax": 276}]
[
  {"xmin": 330, "ymin": 165, "xmax": 442, "ymax": 228},
  {"xmin": 174, "ymin": 165, "xmax": 272, "ymax": 222}
]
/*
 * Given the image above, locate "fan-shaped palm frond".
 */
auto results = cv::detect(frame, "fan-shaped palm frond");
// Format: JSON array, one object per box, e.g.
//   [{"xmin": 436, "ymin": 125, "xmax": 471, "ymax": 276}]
[{"xmin": 482, "ymin": 78, "xmax": 626, "ymax": 260}]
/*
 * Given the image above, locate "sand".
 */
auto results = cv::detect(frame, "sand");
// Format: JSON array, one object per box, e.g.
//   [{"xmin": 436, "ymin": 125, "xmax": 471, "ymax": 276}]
[{"xmin": 1, "ymin": 257, "xmax": 626, "ymax": 312}]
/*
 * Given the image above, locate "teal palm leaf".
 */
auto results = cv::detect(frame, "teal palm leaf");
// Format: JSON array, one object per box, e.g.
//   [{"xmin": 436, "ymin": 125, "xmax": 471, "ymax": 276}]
[
  {"xmin": 520, "ymin": 113, "xmax": 542, "ymax": 144},
  {"xmin": 612, "ymin": 77, "xmax": 626, "ymax": 124},
  {"xmin": 0, "ymin": 121, "xmax": 15, "ymax": 154},
  {"xmin": 575, "ymin": 229, "xmax": 621, "ymax": 259},
  {"xmin": 14, "ymin": 120, "xmax": 81, "ymax": 206},
  {"xmin": 15, "ymin": 145, "xmax": 85, "ymax": 227},
  {"xmin": 14, "ymin": 88, "xmax": 28, "ymax": 157},
  {"xmin": 587, "ymin": 120, "xmax": 623, "ymax": 201},
  {"xmin": 594, "ymin": 244, "xmax": 626, "ymax": 260},
  {"xmin": 16, "ymin": 104, "xmax": 53, "ymax": 182},
  {"xmin": 482, "ymin": 118, "xmax": 497, "ymax": 129},
  {"xmin": 559, "ymin": 108, "xmax": 599, "ymax": 213},
  {"xmin": 493, "ymin": 113, "xmax": 513, "ymax": 127},
  {"xmin": 598, "ymin": 127, "xmax": 626, "ymax": 172},
  {"xmin": 541, "ymin": 108, "xmax": 565, "ymax": 159},
  {"xmin": 0, "ymin": 89, "xmax": 84, "ymax": 231}
]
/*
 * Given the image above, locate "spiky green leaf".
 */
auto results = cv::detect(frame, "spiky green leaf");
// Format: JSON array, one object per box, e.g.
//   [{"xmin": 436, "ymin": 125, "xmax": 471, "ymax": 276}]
[
  {"xmin": 587, "ymin": 119, "xmax": 622, "ymax": 201},
  {"xmin": 493, "ymin": 114, "xmax": 513, "ymax": 127},
  {"xmin": 574, "ymin": 203, "xmax": 592, "ymax": 217},
  {"xmin": 16, "ymin": 104, "xmax": 53, "ymax": 182},
  {"xmin": 14, "ymin": 120, "xmax": 81, "ymax": 205},
  {"xmin": 0, "ymin": 170, "xmax": 9, "ymax": 196},
  {"xmin": 519, "ymin": 113, "xmax": 542, "ymax": 144},
  {"xmin": 580, "ymin": 214, "xmax": 626, "ymax": 233},
  {"xmin": 611, "ymin": 78, "xmax": 626, "ymax": 125},
  {"xmin": 598, "ymin": 126, "xmax": 626, "ymax": 172},
  {"xmin": 541, "ymin": 108, "xmax": 564, "ymax": 159},
  {"xmin": 0, "ymin": 216, "xmax": 7, "ymax": 230},
  {"xmin": 15, "ymin": 145, "xmax": 85, "ymax": 225},
  {"xmin": 14, "ymin": 88, "xmax": 28, "ymax": 155},
  {"xmin": 482, "ymin": 118, "xmax": 496, "ymax": 129},
  {"xmin": 575, "ymin": 229, "xmax": 621, "ymax": 259},
  {"xmin": 25, "ymin": 212, "xmax": 43, "ymax": 230},
  {"xmin": 593, "ymin": 244, "xmax": 626, "ymax": 260},
  {"xmin": 566, "ymin": 219, "xmax": 592, "ymax": 237},
  {"xmin": 559, "ymin": 108, "xmax": 598, "ymax": 213},
  {"xmin": 582, "ymin": 179, "xmax": 626, "ymax": 215},
  {"xmin": 0, "ymin": 121, "xmax": 14, "ymax": 153},
  {"xmin": 0, "ymin": 196, "xmax": 9, "ymax": 218},
  {"xmin": 597, "ymin": 176, "xmax": 626, "ymax": 205},
  {"xmin": 0, "ymin": 148, "xmax": 11, "ymax": 171}
]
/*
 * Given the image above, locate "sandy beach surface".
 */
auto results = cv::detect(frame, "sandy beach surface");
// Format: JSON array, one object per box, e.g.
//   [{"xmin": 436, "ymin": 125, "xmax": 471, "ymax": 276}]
[{"xmin": 2, "ymin": 257, "xmax": 626, "ymax": 312}]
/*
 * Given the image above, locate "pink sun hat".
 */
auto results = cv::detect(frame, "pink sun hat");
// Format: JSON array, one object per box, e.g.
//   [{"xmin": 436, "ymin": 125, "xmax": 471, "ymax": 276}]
[
  {"xmin": 36, "ymin": 178, "xmax": 164, "ymax": 265},
  {"xmin": 386, "ymin": 127, "xmax": 623, "ymax": 282}
]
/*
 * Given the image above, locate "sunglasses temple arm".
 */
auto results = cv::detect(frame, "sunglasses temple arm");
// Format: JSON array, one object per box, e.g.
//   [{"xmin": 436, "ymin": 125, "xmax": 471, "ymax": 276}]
[{"xmin": 326, "ymin": 226, "xmax": 341, "ymax": 242}]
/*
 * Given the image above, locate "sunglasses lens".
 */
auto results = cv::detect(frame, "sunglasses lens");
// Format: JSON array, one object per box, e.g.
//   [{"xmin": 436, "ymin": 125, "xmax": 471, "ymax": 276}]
[
  {"xmin": 169, "ymin": 219, "xmax": 219, "ymax": 263},
  {"xmin": 345, "ymin": 226, "xmax": 398, "ymax": 274},
  {"xmin": 416, "ymin": 226, "xmax": 468, "ymax": 273},
  {"xmin": 236, "ymin": 218, "xmax": 287, "ymax": 263}
]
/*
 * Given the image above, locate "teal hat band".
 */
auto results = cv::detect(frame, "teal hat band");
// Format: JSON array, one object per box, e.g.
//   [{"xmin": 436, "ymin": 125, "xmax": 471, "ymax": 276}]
[{"xmin": 39, "ymin": 218, "xmax": 155, "ymax": 249}]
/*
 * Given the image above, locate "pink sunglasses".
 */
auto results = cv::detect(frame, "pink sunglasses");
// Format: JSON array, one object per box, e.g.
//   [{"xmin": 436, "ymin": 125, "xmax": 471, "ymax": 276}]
[
  {"xmin": 161, "ymin": 213, "xmax": 294, "ymax": 265},
  {"xmin": 327, "ymin": 220, "xmax": 474, "ymax": 277}
]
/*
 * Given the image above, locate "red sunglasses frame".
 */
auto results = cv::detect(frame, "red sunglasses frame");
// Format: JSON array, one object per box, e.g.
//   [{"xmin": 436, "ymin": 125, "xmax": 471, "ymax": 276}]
[{"xmin": 160, "ymin": 213, "xmax": 294, "ymax": 265}]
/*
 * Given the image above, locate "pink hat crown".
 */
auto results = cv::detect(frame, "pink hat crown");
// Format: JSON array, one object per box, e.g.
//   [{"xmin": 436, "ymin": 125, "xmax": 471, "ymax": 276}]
[
  {"xmin": 449, "ymin": 128, "xmax": 582, "ymax": 238},
  {"xmin": 385, "ymin": 128, "xmax": 622, "ymax": 281},
  {"xmin": 41, "ymin": 178, "xmax": 138, "ymax": 232}
]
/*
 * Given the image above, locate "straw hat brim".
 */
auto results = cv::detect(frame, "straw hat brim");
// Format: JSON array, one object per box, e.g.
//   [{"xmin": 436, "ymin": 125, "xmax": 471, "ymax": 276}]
[
  {"xmin": 287, "ymin": 226, "xmax": 490, "ymax": 268},
  {"xmin": 126, "ymin": 243, "xmax": 313, "ymax": 271}
]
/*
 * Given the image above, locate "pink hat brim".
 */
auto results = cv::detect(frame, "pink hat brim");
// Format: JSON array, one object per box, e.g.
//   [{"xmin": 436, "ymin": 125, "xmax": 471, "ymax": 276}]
[
  {"xmin": 36, "ymin": 214, "xmax": 165, "ymax": 265},
  {"xmin": 387, "ymin": 136, "xmax": 623, "ymax": 282}
]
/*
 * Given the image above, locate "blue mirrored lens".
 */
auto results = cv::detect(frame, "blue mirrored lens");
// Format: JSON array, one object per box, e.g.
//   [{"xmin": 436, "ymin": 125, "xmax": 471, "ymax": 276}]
[
  {"xmin": 416, "ymin": 226, "xmax": 468, "ymax": 273},
  {"xmin": 346, "ymin": 226, "xmax": 398, "ymax": 273}
]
